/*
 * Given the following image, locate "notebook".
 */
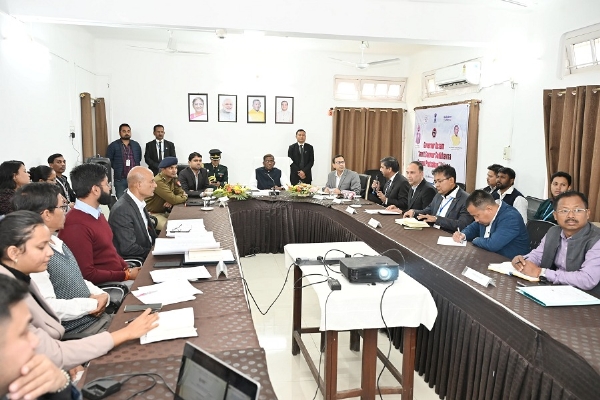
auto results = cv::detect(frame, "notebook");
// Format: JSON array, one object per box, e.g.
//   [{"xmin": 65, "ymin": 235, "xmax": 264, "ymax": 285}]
[{"xmin": 175, "ymin": 342, "xmax": 261, "ymax": 400}]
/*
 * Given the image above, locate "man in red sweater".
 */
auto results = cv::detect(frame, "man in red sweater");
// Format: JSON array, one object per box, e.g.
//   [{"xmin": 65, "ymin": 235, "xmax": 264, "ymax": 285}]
[{"xmin": 58, "ymin": 163, "xmax": 141, "ymax": 285}]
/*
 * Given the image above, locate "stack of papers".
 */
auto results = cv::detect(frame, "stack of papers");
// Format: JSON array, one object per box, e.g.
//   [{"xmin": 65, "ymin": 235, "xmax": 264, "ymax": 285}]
[
  {"xmin": 184, "ymin": 249, "xmax": 235, "ymax": 264},
  {"xmin": 132, "ymin": 279, "xmax": 203, "ymax": 305},
  {"xmin": 437, "ymin": 236, "xmax": 466, "ymax": 247},
  {"xmin": 150, "ymin": 266, "xmax": 212, "ymax": 283},
  {"xmin": 516, "ymin": 285, "xmax": 600, "ymax": 307},
  {"xmin": 395, "ymin": 218, "xmax": 430, "ymax": 229},
  {"xmin": 140, "ymin": 307, "xmax": 197, "ymax": 344},
  {"xmin": 152, "ymin": 236, "xmax": 219, "ymax": 255},
  {"xmin": 165, "ymin": 219, "xmax": 206, "ymax": 238},
  {"xmin": 488, "ymin": 261, "xmax": 539, "ymax": 282}
]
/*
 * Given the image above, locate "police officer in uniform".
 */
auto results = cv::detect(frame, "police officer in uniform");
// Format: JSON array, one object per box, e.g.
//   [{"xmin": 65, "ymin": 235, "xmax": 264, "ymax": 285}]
[
  {"xmin": 145, "ymin": 156, "xmax": 188, "ymax": 231},
  {"xmin": 205, "ymin": 149, "xmax": 229, "ymax": 188}
]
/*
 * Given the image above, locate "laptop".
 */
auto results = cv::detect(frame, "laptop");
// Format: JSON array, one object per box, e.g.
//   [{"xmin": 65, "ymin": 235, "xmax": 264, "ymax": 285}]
[{"xmin": 175, "ymin": 342, "xmax": 261, "ymax": 400}]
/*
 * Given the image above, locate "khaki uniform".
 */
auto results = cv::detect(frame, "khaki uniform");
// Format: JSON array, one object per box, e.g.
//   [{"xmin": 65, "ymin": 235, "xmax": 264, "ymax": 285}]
[{"xmin": 145, "ymin": 173, "xmax": 187, "ymax": 230}]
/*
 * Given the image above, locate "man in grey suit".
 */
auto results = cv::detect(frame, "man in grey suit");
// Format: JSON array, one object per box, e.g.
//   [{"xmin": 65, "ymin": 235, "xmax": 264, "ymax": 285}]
[
  {"xmin": 109, "ymin": 166, "xmax": 157, "ymax": 261},
  {"xmin": 324, "ymin": 154, "xmax": 361, "ymax": 195},
  {"xmin": 403, "ymin": 164, "xmax": 473, "ymax": 232}
]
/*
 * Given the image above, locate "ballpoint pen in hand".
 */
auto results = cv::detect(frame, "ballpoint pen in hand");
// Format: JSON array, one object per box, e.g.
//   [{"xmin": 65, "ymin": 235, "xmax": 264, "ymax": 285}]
[{"xmin": 458, "ymin": 227, "xmax": 465, "ymax": 243}]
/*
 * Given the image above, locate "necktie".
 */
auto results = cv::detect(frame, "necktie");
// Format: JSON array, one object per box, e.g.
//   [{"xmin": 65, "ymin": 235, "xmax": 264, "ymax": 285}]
[
  {"xmin": 299, "ymin": 145, "xmax": 304, "ymax": 166},
  {"xmin": 383, "ymin": 180, "xmax": 392, "ymax": 195},
  {"xmin": 409, "ymin": 188, "xmax": 414, "ymax": 201},
  {"xmin": 158, "ymin": 142, "xmax": 162, "ymax": 162}
]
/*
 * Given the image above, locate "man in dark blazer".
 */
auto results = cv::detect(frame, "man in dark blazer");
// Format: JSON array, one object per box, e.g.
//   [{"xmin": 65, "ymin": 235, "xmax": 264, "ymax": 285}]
[
  {"xmin": 371, "ymin": 156, "xmax": 411, "ymax": 210},
  {"xmin": 108, "ymin": 166, "xmax": 157, "ymax": 260},
  {"xmin": 144, "ymin": 124, "xmax": 176, "ymax": 175},
  {"xmin": 404, "ymin": 164, "xmax": 474, "ymax": 232},
  {"xmin": 179, "ymin": 152, "xmax": 210, "ymax": 196},
  {"xmin": 288, "ymin": 129, "xmax": 314, "ymax": 185},
  {"xmin": 386, "ymin": 161, "xmax": 436, "ymax": 212}
]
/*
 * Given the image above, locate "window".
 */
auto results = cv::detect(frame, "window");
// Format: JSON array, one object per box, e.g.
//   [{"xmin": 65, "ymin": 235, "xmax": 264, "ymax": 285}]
[
  {"xmin": 333, "ymin": 76, "xmax": 406, "ymax": 102},
  {"xmin": 422, "ymin": 72, "xmax": 446, "ymax": 98},
  {"xmin": 563, "ymin": 23, "xmax": 600, "ymax": 74}
]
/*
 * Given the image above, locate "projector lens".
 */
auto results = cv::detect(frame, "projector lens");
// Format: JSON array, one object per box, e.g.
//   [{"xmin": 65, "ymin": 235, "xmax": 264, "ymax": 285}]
[{"xmin": 378, "ymin": 267, "xmax": 391, "ymax": 280}]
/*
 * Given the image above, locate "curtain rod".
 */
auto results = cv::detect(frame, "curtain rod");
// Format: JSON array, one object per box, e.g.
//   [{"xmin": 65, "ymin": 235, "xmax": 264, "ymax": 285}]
[
  {"xmin": 413, "ymin": 99, "xmax": 481, "ymax": 111},
  {"xmin": 334, "ymin": 108, "xmax": 404, "ymax": 112},
  {"xmin": 549, "ymin": 87, "xmax": 600, "ymax": 96}
]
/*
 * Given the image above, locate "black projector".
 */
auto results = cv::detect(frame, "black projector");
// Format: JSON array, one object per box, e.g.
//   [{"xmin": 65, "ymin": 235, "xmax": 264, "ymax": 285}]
[{"xmin": 340, "ymin": 256, "xmax": 399, "ymax": 283}]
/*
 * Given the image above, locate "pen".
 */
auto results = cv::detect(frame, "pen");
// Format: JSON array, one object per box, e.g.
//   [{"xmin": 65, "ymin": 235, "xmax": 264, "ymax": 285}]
[
  {"xmin": 458, "ymin": 227, "xmax": 465, "ymax": 243},
  {"xmin": 125, "ymin": 309, "xmax": 158, "ymax": 324}
]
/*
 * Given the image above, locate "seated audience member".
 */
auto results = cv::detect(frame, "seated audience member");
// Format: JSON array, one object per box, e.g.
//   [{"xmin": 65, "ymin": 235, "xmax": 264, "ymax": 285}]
[
  {"xmin": 109, "ymin": 167, "xmax": 157, "ymax": 261},
  {"xmin": 254, "ymin": 154, "xmax": 287, "ymax": 190},
  {"xmin": 480, "ymin": 163, "xmax": 503, "ymax": 193},
  {"xmin": 0, "ymin": 160, "xmax": 30, "ymax": 216},
  {"xmin": 0, "ymin": 275, "xmax": 81, "ymax": 400},
  {"xmin": 145, "ymin": 157, "xmax": 188, "ymax": 231},
  {"xmin": 512, "ymin": 191, "xmax": 600, "ymax": 292},
  {"xmin": 29, "ymin": 165, "xmax": 57, "ymax": 183},
  {"xmin": 387, "ymin": 161, "xmax": 435, "ymax": 211},
  {"xmin": 58, "ymin": 163, "xmax": 141, "ymax": 285},
  {"xmin": 453, "ymin": 190, "xmax": 529, "ymax": 258},
  {"xmin": 404, "ymin": 164, "xmax": 474, "ymax": 231},
  {"xmin": 323, "ymin": 154, "xmax": 361, "ymax": 195},
  {"xmin": 14, "ymin": 183, "xmax": 113, "ymax": 338},
  {"xmin": 179, "ymin": 152, "xmax": 210, "ymax": 195},
  {"xmin": 492, "ymin": 167, "xmax": 528, "ymax": 224},
  {"xmin": 205, "ymin": 149, "xmax": 229, "ymax": 188},
  {"xmin": 532, "ymin": 171, "xmax": 572, "ymax": 224},
  {"xmin": 0, "ymin": 211, "xmax": 158, "ymax": 369},
  {"xmin": 370, "ymin": 156, "xmax": 411, "ymax": 209},
  {"xmin": 48, "ymin": 153, "xmax": 76, "ymax": 203}
]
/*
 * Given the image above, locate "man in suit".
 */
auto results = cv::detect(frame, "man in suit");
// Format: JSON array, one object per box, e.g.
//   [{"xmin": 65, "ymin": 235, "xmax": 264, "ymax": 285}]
[
  {"xmin": 492, "ymin": 167, "xmax": 528, "ymax": 224},
  {"xmin": 48, "ymin": 153, "xmax": 76, "ymax": 203},
  {"xmin": 179, "ymin": 152, "xmax": 210, "ymax": 196},
  {"xmin": 144, "ymin": 124, "xmax": 176, "ymax": 176},
  {"xmin": 386, "ymin": 161, "xmax": 435, "ymax": 212},
  {"xmin": 480, "ymin": 164, "xmax": 503, "ymax": 193},
  {"xmin": 404, "ymin": 164, "xmax": 474, "ymax": 232},
  {"xmin": 371, "ymin": 156, "xmax": 411, "ymax": 210},
  {"xmin": 453, "ymin": 190, "xmax": 529, "ymax": 259},
  {"xmin": 106, "ymin": 123, "xmax": 142, "ymax": 198},
  {"xmin": 324, "ymin": 154, "xmax": 361, "ymax": 195},
  {"xmin": 288, "ymin": 129, "xmax": 314, "ymax": 185},
  {"xmin": 109, "ymin": 166, "xmax": 158, "ymax": 261}
]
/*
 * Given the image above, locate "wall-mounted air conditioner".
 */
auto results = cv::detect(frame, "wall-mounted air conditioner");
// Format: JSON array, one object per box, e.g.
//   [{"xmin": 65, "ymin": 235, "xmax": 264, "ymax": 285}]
[{"xmin": 434, "ymin": 61, "xmax": 481, "ymax": 88}]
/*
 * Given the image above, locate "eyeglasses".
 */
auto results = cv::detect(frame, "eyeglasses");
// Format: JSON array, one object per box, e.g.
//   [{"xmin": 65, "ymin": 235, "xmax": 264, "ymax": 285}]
[
  {"xmin": 334, "ymin": 161, "xmax": 346, "ymax": 164},
  {"xmin": 264, "ymin": 160, "xmax": 275, "ymax": 163},
  {"xmin": 556, "ymin": 208, "xmax": 587, "ymax": 215},
  {"xmin": 58, "ymin": 204, "xmax": 70, "ymax": 213},
  {"xmin": 433, "ymin": 178, "xmax": 450, "ymax": 185}
]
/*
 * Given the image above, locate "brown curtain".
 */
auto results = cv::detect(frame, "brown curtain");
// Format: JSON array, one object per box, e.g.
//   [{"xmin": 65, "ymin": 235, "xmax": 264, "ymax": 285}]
[
  {"xmin": 332, "ymin": 107, "xmax": 403, "ymax": 174},
  {"xmin": 543, "ymin": 86, "xmax": 600, "ymax": 221},
  {"xmin": 94, "ymin": 98, "xmax": 109, "ymax": 157},
  {"xmin": 80, "ymin": 93, "xmax": 94, "ymax": 160},
  {"xmin": 414, "ymin": 100, "xmax": 480, "ymax": 192}
]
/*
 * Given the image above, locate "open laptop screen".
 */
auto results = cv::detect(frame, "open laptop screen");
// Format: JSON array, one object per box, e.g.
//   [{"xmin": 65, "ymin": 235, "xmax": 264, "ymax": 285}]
[{"xmin": 175, "ymin": 342, "xmax": 260, "ymax": 400}]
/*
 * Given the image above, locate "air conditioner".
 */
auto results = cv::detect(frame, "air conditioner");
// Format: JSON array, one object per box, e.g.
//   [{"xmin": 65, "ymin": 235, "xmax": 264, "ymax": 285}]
[{"xmin": 434, "ymin": 61, "xmax": 481, "ymax": 88}]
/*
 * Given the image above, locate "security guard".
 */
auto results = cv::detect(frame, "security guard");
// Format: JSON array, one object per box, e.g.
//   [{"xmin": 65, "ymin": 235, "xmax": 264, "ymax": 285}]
[
  {"xmin": 145, "ymin": 156, "xmax": 188, "ymax": 231},
  {"xmin": 205, "ymin": 149, "xmax": 229, "ymax": 188}
]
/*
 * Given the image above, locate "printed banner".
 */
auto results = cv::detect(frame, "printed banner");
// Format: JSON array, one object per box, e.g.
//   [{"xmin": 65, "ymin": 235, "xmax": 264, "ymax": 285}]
[{"xmin": 413, "ymin": 103, "xmax": 470, "ymax": 184}]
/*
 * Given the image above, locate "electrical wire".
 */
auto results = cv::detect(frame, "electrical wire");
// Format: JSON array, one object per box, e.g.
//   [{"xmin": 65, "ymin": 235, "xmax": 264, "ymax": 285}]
[
  {"xmin": 376, "ymin": 280, "xmax": 396, "ymax": 400},
  {"xmin": 84, "ymin": 372, "xmax": 175, "ymax": 399},
  {"xmin": 312, "ymin": 289, "xmax": 335, "ymax": 400}
]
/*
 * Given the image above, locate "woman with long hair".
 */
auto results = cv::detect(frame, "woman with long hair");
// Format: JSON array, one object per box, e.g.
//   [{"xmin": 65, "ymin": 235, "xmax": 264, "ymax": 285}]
[{"xmin": 0, "ymin": 160, "xmax": 30, "ymax": 215}]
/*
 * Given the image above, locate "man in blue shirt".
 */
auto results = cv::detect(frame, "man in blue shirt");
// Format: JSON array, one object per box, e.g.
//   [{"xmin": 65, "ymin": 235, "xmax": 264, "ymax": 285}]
[
  {"xmin": 453, "ymin": 190, "xmax": 529, "ymax": 259},
  {"xmin": 106, "ymin": 123, "xmax": 142, "ymax": 198}
]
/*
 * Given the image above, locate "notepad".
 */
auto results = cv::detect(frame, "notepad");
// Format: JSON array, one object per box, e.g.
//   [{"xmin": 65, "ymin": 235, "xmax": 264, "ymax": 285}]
[
  {"xmin": 150, "ymin": 266, "xmax": 212, "ymax": 283},
  {"xmin": 488, "ymin": 261, "xmax": 539, "ymax": 282},
  {"xmin": 132, "ymin": 279, "xmax": 203, "ymax": 305},
  {"xmin": 437, "ymin": 236, "xmax": 466, "ymax": 246},
  {"xmin": 395, "ymin": 218, "xmax": 430, "ymax": 228},
  {"xmin": 516, "ymin": 285, "xmax": 600, "ymax": 307},
  {"xmin": 184, "ymin": 249, "xmax": 235, "ymax": 264},
  {"xmin": 140, "ymin": 307, "xmax": 198, "ymax": 344}
]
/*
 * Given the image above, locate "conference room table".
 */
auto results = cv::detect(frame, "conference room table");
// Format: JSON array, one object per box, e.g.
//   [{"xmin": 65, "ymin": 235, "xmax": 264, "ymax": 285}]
[{"xmin": 227, "ymin": 193, "xmax": 600, "ymax": 400}]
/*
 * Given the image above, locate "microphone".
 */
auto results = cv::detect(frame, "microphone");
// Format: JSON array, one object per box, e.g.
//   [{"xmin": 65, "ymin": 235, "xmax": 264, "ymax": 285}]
[
  {"xmin": 372, "ymin": 173, "xmax": 381, "ymax": 195},
  {"xmin": 266, "ymin": 171, "xmax": 277, "ymax": 195}
]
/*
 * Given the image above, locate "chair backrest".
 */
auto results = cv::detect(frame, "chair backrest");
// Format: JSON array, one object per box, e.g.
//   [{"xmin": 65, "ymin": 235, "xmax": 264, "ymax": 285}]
[
  {"xmin": 526, "ymin": 219, "xmax": 556, "ymax": 251},
  {"xmin": 86, "ymin": 156, "xmax": 112, "ymax": 183},
  {"xmin": 358, "ymin": 174, "xmax": 371, "ymax": 199},
  {"xmin": 96, "ymin": 281, "xmax": 131, "ymax": 314},
  {"xmin": 177, "ymin": 164, "xmax": 187, "ymax": 176},
  {"xmin": 456, "ymin": 182, "xmax": 466, "ymax": 191},
  {"xmin": 526, "ymin": 196, "xmax": 545, "ymax": 221}
]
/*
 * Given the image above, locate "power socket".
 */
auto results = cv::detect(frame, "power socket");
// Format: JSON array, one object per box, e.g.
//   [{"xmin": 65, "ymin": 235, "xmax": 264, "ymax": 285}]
[
  {"xmin": 327, "ymin": 277, "xmax": 341, "ymax": 291},
  {"xmin": 70, "ymin": 132, "xmax": 75, "ymax": 138}
]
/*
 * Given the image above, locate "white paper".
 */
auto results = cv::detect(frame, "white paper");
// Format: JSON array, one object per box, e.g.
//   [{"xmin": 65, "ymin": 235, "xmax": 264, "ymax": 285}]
[
  {"xmin": 150, "ymin": 266, "xmax": 212, "ymax": 283},
  {"xmin": 368, "ymin": 218, "xmax": 381, "ymax": 228},
  {"xmin": 437, "ymin": 236, "xmax": 466, "ymax": 246},
  {"xmin": 184, "ymin": 249, "xmax": 235, "ymax": 264},
  {"xmin": 394, "ymin": 218, "xmax": 430, "ymax": 228},
  {"xmin": 345, "ymin": 206, "xmax": 356, "ymax": 214},
  {"xmin": 378, "ymin": 210, "xmax": 401, "ymax": 215},
  {"xmin": 132, "ymin": 279, "xmax": 202, "ymax": 305},
  {"xmin": 152, "ymin": 236, "xmax": 219, "ymax": 255},
  {"xmin": 165, "ymin": 219, "xmax": 207, "ymax": 237},
  {"xmin": 333, "ymin": 198, "xmax": 343, "ymax": 204},
  {"xmin": 461, "ymin": 266, "xmax": 494, "ymax": 287},
  {"xmin": 141, "ymin": 307, "xmax": 198, "ymax": 344},
  {"xmin": 312, "ymin": 195, "xmax": 326, "ymax": 200},
  {"xmin": 365, "ymin": 209, "xmax": 381, "ymax": 214}
]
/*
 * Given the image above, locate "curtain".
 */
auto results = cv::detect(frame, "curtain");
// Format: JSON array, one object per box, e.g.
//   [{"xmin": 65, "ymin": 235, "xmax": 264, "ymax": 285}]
[
  {"xmin": 80, "ymin": 92, "xmax": 94, "ymax": 160},
  {"xmin": 94, "ymin": 98, "xmax": 109, "ymax": 158},
  {"xmin": 543, "ymin": 86, "xmax": 600, "ymax": 221},
  {"xmin": 332, "ymin": 107, "xmax": 404, "ymax": 174}
]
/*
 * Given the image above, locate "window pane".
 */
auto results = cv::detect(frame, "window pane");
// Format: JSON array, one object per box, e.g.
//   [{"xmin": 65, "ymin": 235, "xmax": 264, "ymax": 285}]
[
  {"xmin": 375, "ymin": 83, "xmax": 388, "ymax": 96},
  {"xmin": 595, "ymin": 38, "xmax": 600, "ymax": 62},
  {"xmin": 362, "ymin": 83, "xmax": 375, "ymax": 96},
  {"xmin": 388, "ymin": 84, "xmax": 400, "ymax": 97},
  {"xmin": 573, "ymin": 41, "xmax": 593, "ymax": 68}
]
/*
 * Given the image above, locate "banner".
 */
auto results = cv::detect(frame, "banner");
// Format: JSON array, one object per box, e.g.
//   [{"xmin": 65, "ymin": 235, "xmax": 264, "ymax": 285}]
[{"xmin": 413, "ymin": 103, "xmax": 470, "ymax": 184}]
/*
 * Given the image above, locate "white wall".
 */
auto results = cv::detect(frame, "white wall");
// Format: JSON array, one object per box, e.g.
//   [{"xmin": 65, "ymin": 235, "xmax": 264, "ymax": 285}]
[{"xmin": 405, "ymin": 0, "xmax": 600, "ymax": 198}]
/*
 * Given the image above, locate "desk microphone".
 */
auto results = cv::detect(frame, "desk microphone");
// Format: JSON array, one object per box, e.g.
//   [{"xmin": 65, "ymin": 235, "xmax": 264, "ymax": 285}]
[{"xmin": 266, "ymin": 171, "xmax": 277, "ymax": 195}]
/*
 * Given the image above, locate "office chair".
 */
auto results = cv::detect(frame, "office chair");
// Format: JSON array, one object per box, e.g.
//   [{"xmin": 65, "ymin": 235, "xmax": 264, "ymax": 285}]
[{"xmin": 526, "ymin": 219, "xmax": 555, "ymax": 251}]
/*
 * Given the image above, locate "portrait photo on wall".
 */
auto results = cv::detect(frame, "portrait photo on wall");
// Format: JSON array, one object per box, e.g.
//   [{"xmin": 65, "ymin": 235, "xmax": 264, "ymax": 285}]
[
  {"xmin": 218, "ymin": 94, "xmax": 237, "ymax": 122},
  {"xmin": 189, "ymin": 93, "xmax": 208, "ymax": 122},
  {"xmin": 247, "ymin": 95, "xmax": 266, "ymax": 123},
  {"xmin": 275, "ymin": 96, "xmax": 294, "ymax": 124}
]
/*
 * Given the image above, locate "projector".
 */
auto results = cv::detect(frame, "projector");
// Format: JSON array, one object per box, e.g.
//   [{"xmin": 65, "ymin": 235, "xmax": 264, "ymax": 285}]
[{"xmin": 340, "ymin": 256, "xmax": 399, "ymax": 284}]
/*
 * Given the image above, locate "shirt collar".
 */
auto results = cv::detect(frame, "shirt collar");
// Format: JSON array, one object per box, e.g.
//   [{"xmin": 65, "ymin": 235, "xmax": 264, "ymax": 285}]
[
  {"xmin": 49, "ymin": 235, "xmax": 65, "ymax": 254},
  {"xmin": 127, "ymin": 190, "xmax": 147, "ymax": 211},
  {"xmin": 500, "ymin": 185, "xmax": 515, "ymax": 195},
  {"xmin": 442, "ymin": 185, "xmax": 460, "ymax": 199},
  {"xmin": 388, "ymin": 172, "xmax": 398, "ymax": 182},
  {"xmin": 74, "ymin": 199, "xmax": 102, "ymax": 219}
]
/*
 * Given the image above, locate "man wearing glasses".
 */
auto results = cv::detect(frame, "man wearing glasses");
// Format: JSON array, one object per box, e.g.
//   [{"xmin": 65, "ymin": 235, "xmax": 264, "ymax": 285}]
[
  {"xmin": 324, "ymin": 155, "xmax": 361, "ymax": 195},
  {"xmin": 512, "ymin": 191, "xmax": 600, "ymax": 292},
  {"xmin": 403, "ymin": 164, "xmax": 473, "ymax": 232}
]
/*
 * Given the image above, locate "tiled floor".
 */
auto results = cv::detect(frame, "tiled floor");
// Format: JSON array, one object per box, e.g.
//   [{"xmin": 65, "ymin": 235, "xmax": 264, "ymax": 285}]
[{"xmin": 240, "ymin": 253, "xmax": 441, "ymax": 400}]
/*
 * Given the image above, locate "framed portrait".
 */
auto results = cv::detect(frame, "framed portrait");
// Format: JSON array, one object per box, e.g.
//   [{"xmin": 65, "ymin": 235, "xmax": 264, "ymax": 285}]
[
  {"xmin": 188, "ymin": 93, "xmax": 208, "ymax": 122},
  {"xmin": 218, "ymin": 94, "xmax": 237, "ymax": 122},
  {"xmin": 275, "ymin": 96, "xmax": 294, "ymax": 124},
  {"xmin": 247, "ymin": 95, "xmax": 266, "ymax": 123}
]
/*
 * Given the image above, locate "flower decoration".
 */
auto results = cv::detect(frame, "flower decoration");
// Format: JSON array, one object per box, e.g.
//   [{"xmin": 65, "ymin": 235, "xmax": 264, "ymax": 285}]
[
  {"xmin": 213, "ymin": 184, "xmax": 251, "ymax": 200},
  {"xmin": 289, "ymin": 183, "xmax": 317, "ymax": 197}
]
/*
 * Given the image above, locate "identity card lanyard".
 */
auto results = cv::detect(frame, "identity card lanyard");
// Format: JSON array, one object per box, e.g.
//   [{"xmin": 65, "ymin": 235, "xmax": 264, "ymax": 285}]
[
  {"xmin": 541, "ymin": 203, "xmax": 554, "ymax": 221},
  {"xmin": 436, "ymin": 197, "xmax": 454, "ymax": 216}
]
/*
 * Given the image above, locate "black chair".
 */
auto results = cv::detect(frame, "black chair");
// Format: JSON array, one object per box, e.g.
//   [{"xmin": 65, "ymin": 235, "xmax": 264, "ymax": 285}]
[
  {"xmin": 86, "ymin": 156, "xmax": 112, "ymax": 184},
  {"xmin": 526, "ymin": 219, "xmax": 555, "ymax": 251},
  {"xmin": 358, "ymin": 174, "xmax": 371, "ymax": 200},
  {"xmin": 177, "ymin": 164, "xmax": 187, "ymax": 176},
  {"xmin": 97, "ymin": 281, "xmax": 130, "ymax": 314},
  {"xmin": 526, "ymin": 196, "xmax": 545, "ymax": 221},
  {"xmin": 457, "ymin": 182, "xmax": 466, "ymax": 191}
]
